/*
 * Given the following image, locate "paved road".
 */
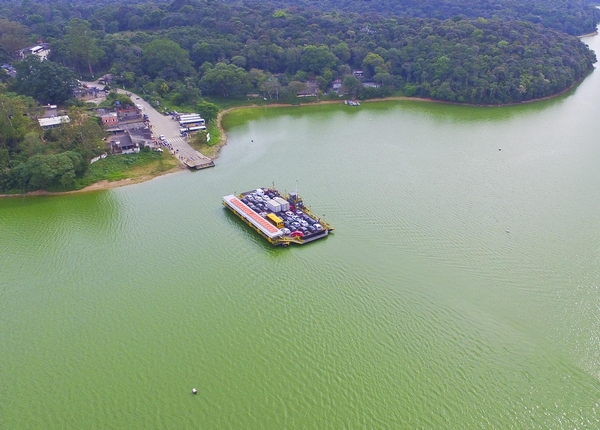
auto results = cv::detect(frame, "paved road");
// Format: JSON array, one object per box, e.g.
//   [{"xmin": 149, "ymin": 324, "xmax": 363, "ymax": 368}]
[{"xmin": 83, "ymin": 82, "xmax": 213, "ymax": 169}]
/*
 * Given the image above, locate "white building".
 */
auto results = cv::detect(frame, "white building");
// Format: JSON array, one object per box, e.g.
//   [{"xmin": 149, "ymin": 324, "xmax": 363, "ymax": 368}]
[
  {"xmin": 20, "ymin": 44, "xmax": 50, "ymax": 61},
  {"xmin": 38, "ymin": 115, "xmax": 70, "ymax": 130}
]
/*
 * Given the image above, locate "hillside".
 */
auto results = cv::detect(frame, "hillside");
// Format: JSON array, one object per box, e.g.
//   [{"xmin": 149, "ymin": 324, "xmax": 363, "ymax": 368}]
[
  {"xmin": 238, "ymin": 0, "xmax": 600, "ymax": 36},
  {"xmin": 0, "ymin": 1, "xmax": 596, "ymax": 105}
]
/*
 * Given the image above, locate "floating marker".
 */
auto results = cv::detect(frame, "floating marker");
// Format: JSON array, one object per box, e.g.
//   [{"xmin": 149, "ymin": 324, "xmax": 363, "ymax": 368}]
[{"xmin": 192, "ymin": 388, "xmax": 197, "ymax": 395}]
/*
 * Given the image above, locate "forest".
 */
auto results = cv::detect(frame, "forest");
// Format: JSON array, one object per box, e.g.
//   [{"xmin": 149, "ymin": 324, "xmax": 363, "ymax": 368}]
[
  {"xmin": 0, "ymin": 0, "xmax": 598, "ymax": 191},
  {"xmin": 241, "ymin": 0, "xmax": 600, "ymax": 37}
]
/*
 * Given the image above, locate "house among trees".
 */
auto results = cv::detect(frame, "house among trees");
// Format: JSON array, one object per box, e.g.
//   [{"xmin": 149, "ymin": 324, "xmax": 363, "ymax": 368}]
[
  {"xmin": 1, "ymin": 64, "xmax": 16, "ymax": 78},
  {"xmin": 362, "ymin": 81, "xmax": 381, "ymax": 89},
  {"xmin": 108, "ymin": 128, "xmax": 153, "ymax": 154},
  {"xmin": 98, "ymin": 74, "xmax": 114, "ymax": 85},
  {"xmin": 19, "ymin": 43, "xmax": 50, "ymax": 61},
  {"xmin": 332, "ymin": 79, "xmax": 343, "ymax": 95},
  {"xmin": 74, "ymin": 85, "xmax": 106, "ymax": 101},
  {"xmin": 43, "ymin": 104, "xmax": 58, "ymax": 117},
  {"xmin": 296, "ymin": 81, "xmax": 319, "ymax": 98},
  {"xmin": 38, "ymin": 115, "xmax": 70, "ymax": 130}
]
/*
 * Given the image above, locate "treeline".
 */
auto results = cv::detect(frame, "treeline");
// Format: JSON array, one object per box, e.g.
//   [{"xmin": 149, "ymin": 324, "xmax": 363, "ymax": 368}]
[
  {"xmin": 1, "ymin": 0, "xmax": 597, "ymax": 37},
  {"xmin": 240, "ymin": 0, "xmax": 600, "ymax": 37},
  {"xmin": 0, "ymin": 1, "xmax": 595, "ymax": 107},
  {"xmin": 114, "ymin": 16, "xmax": 595, "ymax": 105},
  {"xmin": 0, "ymin": 91, "xmax": 105, "ymax": 192}
]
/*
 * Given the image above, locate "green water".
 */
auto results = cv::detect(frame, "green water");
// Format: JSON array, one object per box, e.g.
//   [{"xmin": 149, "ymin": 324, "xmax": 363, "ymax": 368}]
[{"xmin": 3, "ymin": 41, "xmax": 600, "ymax": 430}]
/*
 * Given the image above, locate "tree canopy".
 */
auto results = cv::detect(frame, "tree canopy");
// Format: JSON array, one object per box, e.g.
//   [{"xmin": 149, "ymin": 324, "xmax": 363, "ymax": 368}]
[
  {"xmin": 142, "ymin": 38, "xmax": 194, "ymax": 81},
  {"xmin": 0, "ymin": 90, "xmax": 105, "ymax": 192},
  {"xmin": 239, "ymin": 0, "xmax": 600, "ymax": 36},
  {"xmin": 200, "ymin": 62, "xmax": 248, "ymax": 97},
  {"xmin": 0, "ymin": 0, "xmax": 597, "ymax": 108},
  {"xmin": 0, "ymin": 18, "xmax": 30, "ymax": 55},
  {"xmin": 13, "ymin": 56, "xmax": 78, "ymax": 105}
]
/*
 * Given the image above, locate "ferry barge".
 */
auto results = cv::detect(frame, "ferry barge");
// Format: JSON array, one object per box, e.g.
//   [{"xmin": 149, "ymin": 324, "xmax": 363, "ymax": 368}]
[{"xmin": 222, "ymin": 188, "xmax": 334, "ymax": 246}]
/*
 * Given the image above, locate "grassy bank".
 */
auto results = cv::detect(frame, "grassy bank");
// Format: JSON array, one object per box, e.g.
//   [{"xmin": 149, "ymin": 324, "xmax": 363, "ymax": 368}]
[
  {"xmin": 74, "ymin": 149, "xmax": 180, "ymax": 190},
  {"xmin": 188, "ymin": 124, "xmax": 222, "ymax": 158}
]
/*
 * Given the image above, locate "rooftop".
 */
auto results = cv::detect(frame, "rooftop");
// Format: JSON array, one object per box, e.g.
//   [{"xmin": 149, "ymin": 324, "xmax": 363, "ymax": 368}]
[{"xmin": 38, "ymin": 116, "xmax": 70, "ymax": 128}]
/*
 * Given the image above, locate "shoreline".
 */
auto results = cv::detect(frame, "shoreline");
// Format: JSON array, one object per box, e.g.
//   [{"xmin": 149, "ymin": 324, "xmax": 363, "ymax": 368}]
[
  {"xmin": 213, "ymin": 73, "xmax": 590, "ymax": 156},
  {"xmin": 0, "ymin": 165, "xmax": 185, "ymax": 198},
  {"xmin": 2, "ymin": 73, "xmax": 592, "ymax": 198}
]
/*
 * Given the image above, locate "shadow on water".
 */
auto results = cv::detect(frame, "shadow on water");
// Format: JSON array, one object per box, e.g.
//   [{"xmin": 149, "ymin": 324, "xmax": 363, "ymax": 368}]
[
  {"xmin": 367, "ymin": 91, "xmax": 576, "ymax": 122},
  {"xmin": 223, "ymin": 81, "xmax": 582, "ymax": 132}
]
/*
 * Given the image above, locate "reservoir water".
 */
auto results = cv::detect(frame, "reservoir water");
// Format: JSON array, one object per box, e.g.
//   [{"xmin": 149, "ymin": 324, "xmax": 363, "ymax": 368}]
[{"xmin": 3, "ymin": 37, "xmax": 600, "ymax": 429}]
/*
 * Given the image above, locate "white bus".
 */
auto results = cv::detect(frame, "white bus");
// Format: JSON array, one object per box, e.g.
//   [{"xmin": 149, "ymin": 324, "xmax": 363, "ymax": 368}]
[
  {"xmin": 180, "ymin": 125, "xmax": 207, "ymax": 136},
  {"xmin": 179, "ymin": 116, "xmax": 205, "ymax": 127},
  {"xmin": 178, "ymin": 113, "xmax": 202, "ymax": 120},
  {"xmin": 178, "ymin": 114, "xmax": 202, "ymax": 121}
]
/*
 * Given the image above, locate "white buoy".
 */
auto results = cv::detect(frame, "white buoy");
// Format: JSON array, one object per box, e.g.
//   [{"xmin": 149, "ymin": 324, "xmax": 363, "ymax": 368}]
[
  {"xmin": 506, "ymin": 230, "xmax": 510, "ymax": 233},
  {"xmin": 192, "ymin": 388, "xmax": 197, "ymax": 395}
]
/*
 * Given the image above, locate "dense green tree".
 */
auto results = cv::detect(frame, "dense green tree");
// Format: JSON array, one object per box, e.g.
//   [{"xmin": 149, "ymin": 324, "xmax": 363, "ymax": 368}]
[
  {"xmin": 0, "ymin": 18, "xmax": 30, "ymax": 56},
  {"xmin": 255, "ymin": 0, "xmax": 600, "ymax": 36},
  {"xmin": 332, "ymin": 42, "xmax": 351, "ymax": 63},
  {"xmin": 17, "ymin": 152, "xmax": 79, "ymax": 190},
  {"xmin": 196, "ymin": 100, "xmax": 219, "ymax": 124},
  {"xmin": 300, "ymin": 45, "xmax": 338, "ymax": 75},
  {"xmin": 192, "ymin": 130, "xmax": 208, "ymax": 146},
  {"xmin": 191, "ymin": 42, "xmax": 218, "ymax": 67},
  {"xmin": 13, "ymin": 56, "xmax": 77, "ymax": 104},
  {"xmin": 142, "ymin": 38, "xmax": 194, "ymax": 80},
  {"xmin": 0, "ymin": 93, "xmax": 38, "ymax": 151},
  {"xmin": 199, "ymin": 62, "xmax": 247, "ymax": 97},
  {"xmin": 62, "ymin": 19, "xmax": 105, "ymax": 78},
  {"xmin": 247, "ymin": 68, "xmax": 268, "ymax": 92},
  {"xmin": 172, "ymin": 77, "xmax": 201, "ymax": 105},
  {"xmin": 18, "ymin": 132, "xmax": 45, "ymax": 157},
  {"xmin": 342, "ymin": 75, "xmax": 361, "ymax": 96},
  {"xmin": 361, "ymin": 53, "xmax": 385, "ymax": 78},
  {"xmin": 287, "ymin": 80, "xmax": 305, "ymax": 96},
  {"xmin": 230, "ymin": 55, "xmax": 246, "ymax": 68}
]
